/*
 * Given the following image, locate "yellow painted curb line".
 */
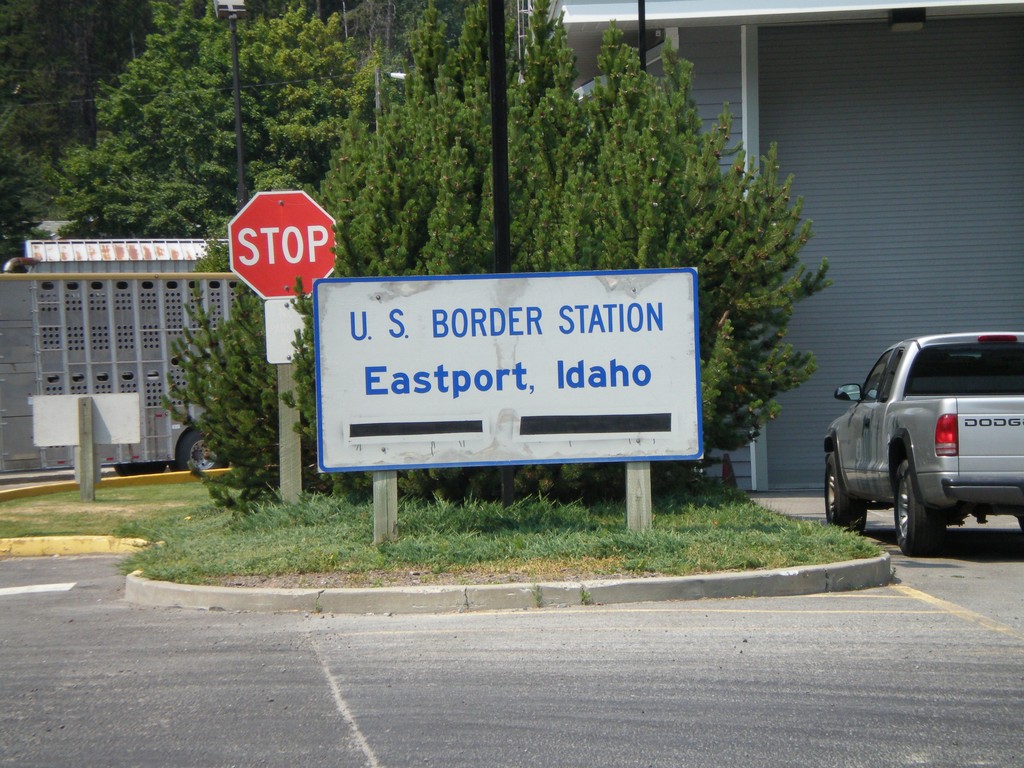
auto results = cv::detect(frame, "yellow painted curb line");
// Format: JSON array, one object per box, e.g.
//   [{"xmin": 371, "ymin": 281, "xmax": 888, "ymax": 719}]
[
  {"xmin": 0, "ymin": 535, "xmax": 149, "ymax": 557},
  {"xmin": 0, "ymin": 481, "xmax": 81, "ymax": 501},
  {"xmin": 99, "ymin": 467, "xmax": 230, "ymax": 488},
  {"xmin": 0, "ymin": 468, "xmax": 230, "ymax": 503}
]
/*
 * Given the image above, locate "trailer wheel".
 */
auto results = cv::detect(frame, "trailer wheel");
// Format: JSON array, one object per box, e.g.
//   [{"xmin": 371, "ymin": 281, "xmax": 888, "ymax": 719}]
[
  {"xmin": 894, "ymin": 459, "xmax": 945, "ymax": 556},
  {"xmin": 824, "ymin": 453, "xmax": 867, "ymax": 532},
  {"xmin": 174, "ymin": 430, "xmax": 223, "ymax": 472}
]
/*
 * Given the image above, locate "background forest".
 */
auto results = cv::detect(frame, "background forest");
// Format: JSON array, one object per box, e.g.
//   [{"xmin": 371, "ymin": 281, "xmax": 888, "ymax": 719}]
[{"xmin": 0, "ymin": 0, "xmax": 467, "ymax": 260}]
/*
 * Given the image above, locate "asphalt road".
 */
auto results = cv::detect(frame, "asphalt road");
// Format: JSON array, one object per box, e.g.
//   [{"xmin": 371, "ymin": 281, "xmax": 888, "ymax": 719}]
[
  {"xmin": 756, "ymin": 492, "xmax": 1024, "ymax": 632},
  {"xmin": 2, "ymin": 499, "xmax": 1023, "ymax": 767}
]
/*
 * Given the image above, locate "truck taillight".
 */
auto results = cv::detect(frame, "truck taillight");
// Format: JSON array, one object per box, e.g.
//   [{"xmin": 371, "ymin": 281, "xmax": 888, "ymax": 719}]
[{"xmin": 935, "ymin": 414, "xmax": 959, "ymax": 457}]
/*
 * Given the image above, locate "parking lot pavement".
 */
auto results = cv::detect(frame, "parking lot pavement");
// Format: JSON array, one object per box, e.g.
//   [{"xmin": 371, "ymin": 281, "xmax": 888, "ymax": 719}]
[
  {"xmin": 749, "ymin": 491, "xmax": 823, "ymax": 521},
  {"xmin": 751, "ymin": 490, "xmax": 1023, "ymax": 532},
  {"xmin": 0, "ymin": 468, "xmax": 118, "ymax": 490}
]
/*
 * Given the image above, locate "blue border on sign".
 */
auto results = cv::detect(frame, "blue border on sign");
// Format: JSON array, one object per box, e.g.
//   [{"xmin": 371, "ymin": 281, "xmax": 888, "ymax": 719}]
[{"xmin": 313, "ymin": 268, "xmax": 702, "ymax": 473}]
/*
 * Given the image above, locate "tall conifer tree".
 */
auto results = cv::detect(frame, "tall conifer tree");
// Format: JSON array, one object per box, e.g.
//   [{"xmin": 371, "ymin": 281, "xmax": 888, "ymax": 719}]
[
  {"xmin": 176, "ymin": 0, "xmax": 825, "ymax": 504},
  {"xmin": 315, "ymin": 0, "xmax": 825, "ymax": 499}
]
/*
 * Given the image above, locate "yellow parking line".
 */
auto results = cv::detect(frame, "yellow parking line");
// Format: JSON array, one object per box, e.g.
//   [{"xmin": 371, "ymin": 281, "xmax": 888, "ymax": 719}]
[{"xmin": 893, "ymin": 584, "xmax": 1024, "ymax": 641}]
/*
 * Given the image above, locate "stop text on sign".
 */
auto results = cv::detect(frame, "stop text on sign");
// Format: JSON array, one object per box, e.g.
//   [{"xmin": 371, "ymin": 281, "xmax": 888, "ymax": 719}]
[
  {"xmin": 234, "ymin": 224, "xmax": 331, "ymax": 267},
  {"xmin": 314, "ymin": 269, "xmax": 702, "ymax": 472}
]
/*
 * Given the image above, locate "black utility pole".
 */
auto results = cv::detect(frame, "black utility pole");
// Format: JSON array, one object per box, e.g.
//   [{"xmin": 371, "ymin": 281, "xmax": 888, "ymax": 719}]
[
  {"xmin": 638, "ymin": 0, "xmax": 647, "ymax": 72},
  {"xmin": 216, "ymin": 2, "xmax": 249, "ymax": 208},
  {"xmin": 487, "ymin": 0, "xmax": 515, "ymax": 506},
  {"xmin": 229, "ymin": 14, "xmax": 247, "ymax": 208},
  {"xmin": 488, "ymin": 0, "xmax": 511, "ymax": 274}
]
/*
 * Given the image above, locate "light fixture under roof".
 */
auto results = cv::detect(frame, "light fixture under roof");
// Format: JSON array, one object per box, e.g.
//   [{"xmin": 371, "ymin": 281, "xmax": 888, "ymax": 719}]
[{"xmin": 889, "ymin": 7, "xmax": 926, "ymax": 32}]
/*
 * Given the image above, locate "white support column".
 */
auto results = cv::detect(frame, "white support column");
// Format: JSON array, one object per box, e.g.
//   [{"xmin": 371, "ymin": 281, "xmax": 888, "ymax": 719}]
[
  {"xmin": 663, "ymin": 27, "xmax": 679, "ymax": 54},
  {"xmin": 742, "ymin": 24, "xmax": 766, "ymax": 491},
  {"xmin": 75, "ymin": 397, "xmax": 97, "ymax": 502},
  {"xmin": 741, "ymin": 25, "xmax": 760, "ymax": 171},
  {"xmin": 750, "ymin": 431, "xmax": 770, "ymax": 491},
  {"xmin": 277, "ymin": 363, "xmax": 302, "ymax": 504}
]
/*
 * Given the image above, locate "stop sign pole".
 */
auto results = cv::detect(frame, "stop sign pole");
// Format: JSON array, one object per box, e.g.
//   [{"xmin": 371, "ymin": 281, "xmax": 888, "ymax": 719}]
[{"xmin": 229, "ymin": 191, "xmax": 336, "ymax": 503}]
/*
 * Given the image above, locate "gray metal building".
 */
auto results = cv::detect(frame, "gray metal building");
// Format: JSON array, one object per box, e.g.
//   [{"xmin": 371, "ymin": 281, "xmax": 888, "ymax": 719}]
[{"xmin": 554, "ymin": 0, "xmax": 1024, "ymax": 489}]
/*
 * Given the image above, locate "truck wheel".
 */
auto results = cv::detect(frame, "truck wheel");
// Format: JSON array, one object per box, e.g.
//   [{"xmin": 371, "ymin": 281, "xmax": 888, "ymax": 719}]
[
  {"xmin": 174, "ymin": 430, "xmax": 222, "ymax": 472},
  {"xmin": 894, "ymin": 459, "xmax": 944, "ymax": 556},
  {"xmin": 825, "ymin": 453, "xmax": 867, "ymax": 532}
]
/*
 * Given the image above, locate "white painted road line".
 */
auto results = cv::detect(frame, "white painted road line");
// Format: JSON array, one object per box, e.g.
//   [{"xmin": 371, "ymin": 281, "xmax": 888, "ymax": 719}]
[{"xmin": 0, "ymin": 582, "xmax": 76, "ymax": 597}]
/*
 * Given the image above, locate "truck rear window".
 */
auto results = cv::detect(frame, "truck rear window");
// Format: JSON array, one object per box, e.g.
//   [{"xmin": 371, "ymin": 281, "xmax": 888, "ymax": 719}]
[{"xmin": 905, "ymin": 343, "xmax": 1024, "ymax": 396}]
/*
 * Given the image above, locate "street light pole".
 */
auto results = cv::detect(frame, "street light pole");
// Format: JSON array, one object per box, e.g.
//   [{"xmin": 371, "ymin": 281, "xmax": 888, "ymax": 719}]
[
  {"xmin": 229, "ymin": 15, "xmax": 247, "ymax": 208},
  {"xmin": 216, "ymin": 2, "xmax": 248, "ymax": 209}
]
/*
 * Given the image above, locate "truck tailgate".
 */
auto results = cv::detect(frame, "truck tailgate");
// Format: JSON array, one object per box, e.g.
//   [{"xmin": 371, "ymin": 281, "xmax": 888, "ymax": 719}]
[{"xmin": 957, "ymin": 398, "xmax": 1024, "ymax": 472}]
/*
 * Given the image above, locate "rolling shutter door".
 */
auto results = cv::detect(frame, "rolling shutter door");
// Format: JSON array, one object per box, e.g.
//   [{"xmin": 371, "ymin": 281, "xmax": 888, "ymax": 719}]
[{"xmin": 758, "ymin": 18, "xmax": 1024, "ymax": 488}]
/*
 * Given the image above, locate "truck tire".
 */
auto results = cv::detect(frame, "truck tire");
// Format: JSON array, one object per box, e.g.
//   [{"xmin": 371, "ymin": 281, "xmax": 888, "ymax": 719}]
[
  {"xmin": 174, "ymin": 430, "xmax": 222, "ymax": 472},
  {"xmin": 894, "ymin": 459, "xmax": 945, "ymax": 556},
  {"xmin": 825, "ymin": 453, "xmax": 867, "ymax": 532}
]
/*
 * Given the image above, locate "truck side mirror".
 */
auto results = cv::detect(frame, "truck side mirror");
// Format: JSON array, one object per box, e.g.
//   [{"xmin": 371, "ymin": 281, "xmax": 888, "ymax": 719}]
[{"xmin": 834, "ymin": 384, "xmax": 862, "ymax": 401}]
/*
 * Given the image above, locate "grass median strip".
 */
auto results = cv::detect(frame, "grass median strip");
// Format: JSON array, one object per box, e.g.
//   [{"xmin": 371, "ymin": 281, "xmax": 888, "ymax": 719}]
[
  {"xmin": 119, "ymin": 486, "xmax": 877, "ymax": 587},
  {"xmin": 1, "ymin": 482, "xmax": 879, "ymax": 587}
]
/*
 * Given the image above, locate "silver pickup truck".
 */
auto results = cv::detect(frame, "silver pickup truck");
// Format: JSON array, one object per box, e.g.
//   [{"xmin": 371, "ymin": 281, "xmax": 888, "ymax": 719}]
[{"xmin": 823, "ymin": 333, "xmax": 1024, "ymax": 556}]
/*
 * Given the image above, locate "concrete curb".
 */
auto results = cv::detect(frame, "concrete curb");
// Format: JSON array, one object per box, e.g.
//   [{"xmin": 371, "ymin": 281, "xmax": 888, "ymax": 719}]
[
  {"xmin": 0, "ymin": 535, "xmax": 148, "ymax": 557},
  {"xmin": 124, "ymin": 553, "xmax": 892, "ymax": 614}
]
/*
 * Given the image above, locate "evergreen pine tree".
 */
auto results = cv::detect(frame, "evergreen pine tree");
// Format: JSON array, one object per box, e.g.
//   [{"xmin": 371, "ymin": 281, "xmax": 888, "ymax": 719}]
[
  {"xmin": 167, "ymin": 284, "xmax": 280, "ymax": 508},
  {"xmin": 313, "ymin": 0, "xmax": 826, "ymax": 501},
  {"xmin": 573, "ymin": 28, "xmax": 827, "ymax": 450}
]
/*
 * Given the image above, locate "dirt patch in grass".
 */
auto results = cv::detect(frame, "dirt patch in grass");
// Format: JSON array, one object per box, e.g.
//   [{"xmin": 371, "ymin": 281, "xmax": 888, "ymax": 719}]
[
  {"xmin": 216, "ymin": 559, "xmax": 650, "ymax": 589},
  {"xmin": 0, "ymin": 484, "xmax": 210, "ymax": 538},
  {"xmin": 1, "ymin": 498, "xmax": 196, "ymax": 518}
]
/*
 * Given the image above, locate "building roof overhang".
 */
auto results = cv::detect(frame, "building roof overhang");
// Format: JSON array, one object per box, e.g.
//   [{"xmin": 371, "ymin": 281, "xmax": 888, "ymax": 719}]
[{"xmin": 555, "ymin": 0, "xmax": 1024, "ymax": 29}]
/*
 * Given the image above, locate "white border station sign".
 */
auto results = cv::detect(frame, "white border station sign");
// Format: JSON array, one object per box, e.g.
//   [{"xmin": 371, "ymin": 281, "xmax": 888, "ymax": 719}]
[{"xmin": 314, "ymin": 269, "xmax": 702, "ymax": 472}]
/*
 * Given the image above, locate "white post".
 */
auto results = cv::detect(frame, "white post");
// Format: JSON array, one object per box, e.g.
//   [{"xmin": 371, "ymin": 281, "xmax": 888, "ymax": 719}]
[
  {"xmin": 75, "ymin": 396, "xmax": 97, "ymax": 502},
  {"xmin": 373, "ymin": 470, "xmax": 398, "ymax": 544},
  {"xmin": 626, "ymin": 461, "xmax": 652, "ymax": 531},
  {"xmin": 277, "ymin": 363, "xmax": 302, "ymax": 503}
]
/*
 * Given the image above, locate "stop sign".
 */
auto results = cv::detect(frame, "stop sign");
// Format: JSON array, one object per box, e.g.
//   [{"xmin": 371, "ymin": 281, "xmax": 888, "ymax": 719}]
[{"xmin": 228, "ymin": 190, "xmax": 336, "ymax": 299}]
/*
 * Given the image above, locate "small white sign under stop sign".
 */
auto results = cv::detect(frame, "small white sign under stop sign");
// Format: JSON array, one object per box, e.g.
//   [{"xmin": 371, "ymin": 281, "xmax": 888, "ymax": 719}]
[{"xmin": 264, "ymin": 297, "xmax": 305, "ymax": 363}]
